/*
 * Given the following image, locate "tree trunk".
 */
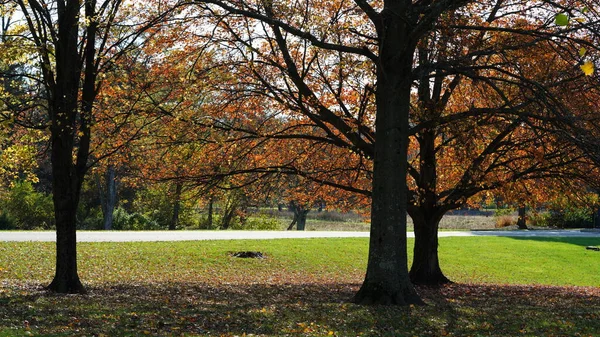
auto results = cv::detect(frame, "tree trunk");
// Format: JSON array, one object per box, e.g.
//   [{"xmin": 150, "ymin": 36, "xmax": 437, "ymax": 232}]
[
  {"xmin": 354, "ymin": 5, "xmax": 422, "ymax": 305},
  {"xmin": 410, "ymin": 213, "xmax": 451, "ymax": 285},
  {"xmin": 97, "ymin": 165, "xmax": 117, "ymax": 230},
  {"xmin": 47, "ymin": 77, "xmax": 87, "ymax": 293},
  {"xmin": 221, "ymin": 198, "xmax": 237, "ymax": 229},
  {"xmin": 170, "ymin": 182, "xmax": 182, "ymax": 230},
  {"xmin": 207, "ymin": 197, "xmax": 214, "ymax": 228},
  {"xmin": 47, "ymin": 169, "xmax": 86, "ymax": 294},
  {"xmin": 287, "ymin": 214, "xmax": 297, "ymax": 230},
  {"xmin": 517, "ymin": 206, "xmax": 527, "ymax": 229},
  {"xmin": 46, "ymin": 0, "xmax": 91, "ymax": 294},
  {"xmin": 296, "ymin": 209, "xmax": 308, "ymax": 231},
  {"xmin": 288, "ymin": 202, "xmax": 309, "ymax": 230}
]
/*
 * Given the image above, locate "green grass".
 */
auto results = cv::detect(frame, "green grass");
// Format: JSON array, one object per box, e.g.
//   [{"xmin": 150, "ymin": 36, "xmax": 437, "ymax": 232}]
[{"xmin": 1, "ymin": 237, "xmax": 599, "ymax": 336}]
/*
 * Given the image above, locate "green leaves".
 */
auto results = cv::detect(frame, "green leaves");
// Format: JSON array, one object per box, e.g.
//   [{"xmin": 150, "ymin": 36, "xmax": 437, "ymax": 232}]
[
  {"xmin": 555, "ymin": 13, "xmax": 569, "ymax": 26},
  {"xmin": 554, "ymin": 14, "xmax": 595, "ymax": 76}
]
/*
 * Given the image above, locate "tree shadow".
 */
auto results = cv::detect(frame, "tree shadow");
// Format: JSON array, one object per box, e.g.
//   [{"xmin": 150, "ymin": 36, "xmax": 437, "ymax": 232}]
[
  {"xmin": 1, "ymin": 281, "xmax": 598, "ymax": 336},
  {"xmin": 502, "ymin": 235, "xmax": 600, "ymax": 248}
]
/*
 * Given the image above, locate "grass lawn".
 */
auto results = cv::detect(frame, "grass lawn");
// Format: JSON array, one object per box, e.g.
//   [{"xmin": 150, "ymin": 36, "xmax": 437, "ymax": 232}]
[{"xmin": 1, "ymin": 237, "xmax": 599, "ymax": 336}]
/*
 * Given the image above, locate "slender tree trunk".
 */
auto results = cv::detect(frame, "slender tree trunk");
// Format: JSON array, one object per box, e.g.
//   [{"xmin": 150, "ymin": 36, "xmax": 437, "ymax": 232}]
[
  {"xmin": 97, "ymin": 165, "xmax": 117, "ymax": 230},
  {"xmin": 517, "ymin": 206, "xmax": 527, "ymax": 229},
  {"xmin": 287, "ymin": 214, "xmax": 297, "ymax": 230},
  {"xmin": 354, "ymin": 6, "xmax": 422, "ymax": 304},
  {"xmin": 46, "ymin": 0, "xmax": 91, "ymax": 294},
  {"xmin": 409, "ymin": 213, "xmax": 451, "ymax": 285},
  {"xmin": 207, "ymin": 197, "xmax": 214, "ymax": 228},
  {"xmin": 104, "ymin": 166, "xmax": 116, "ymax": 230},
  {"xmin": 221, "ymin": 198, "xmax": 237, "ymax": 229},
  {"xmin": 170, "ymin": 182, "xmax": 182, "ymax": 230},
  {"xmin": 48, "ymin": 161, "xmax": 86, "ymax": 293}
]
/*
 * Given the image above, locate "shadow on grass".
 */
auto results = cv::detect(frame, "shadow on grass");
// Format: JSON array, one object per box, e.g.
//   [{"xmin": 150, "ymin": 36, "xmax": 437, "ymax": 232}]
[
  {"xmin": 504, "ymin": 236, "xmax": 600, "ymax": 248},
  {"xmin": 1, "ymin": 282, "xmax": 599, "ymax": 336}
]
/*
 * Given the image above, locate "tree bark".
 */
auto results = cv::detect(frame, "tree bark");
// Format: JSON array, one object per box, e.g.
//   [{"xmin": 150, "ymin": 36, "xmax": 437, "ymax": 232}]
[
  {"xmin": 287, "ymin": 214, "xmax": 297, "ymax": 230},
  {"xmin": 47, "ymin": 151, "xmax": 86, "ymax": 294},
  {"xmin": 296, "ymin": 210, "xmax": 308, "ymax": 231},
  {"xmin": 409, "ymin": 212, "xmax": 451, "ymax": 285},
  {"xmin": 207, "ymin": 196, "xmax": 214, "ymax": 228},
  {"xmin": 45, "ymin": 0, "xmax": 92, "ymax": 294},
  {"xmin": 97, "ymin": 165, "xmax": 117, "ymax": 230},
  {"xmin": 354, "ymin": 3, "xmax": 422, "ymax": 305},
  {"xmin": 288, "ymin": 202, "xmax": 309, "ymax": 231},
  {"xmin": 170, "ymin": 182, "xmax": 183, "ymax": 230},
  {"xmin": 221, "ymin": 196, "xmax": 238, "ymax": 229},
  {"xmin": 517, "ymin": 206, "xmax": 527, "ymax": 229}
]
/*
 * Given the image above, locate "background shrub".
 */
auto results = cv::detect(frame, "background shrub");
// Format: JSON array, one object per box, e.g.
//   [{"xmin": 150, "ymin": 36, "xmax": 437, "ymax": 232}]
[
  {"xmin": 230, "ymin": 214, "xmax": 280, "ymax": 230},
  {"xmin": 77, "ymin": 206, "xmax": 104, "ymax": 230},
  {"xmin": 547, "ymin": 208, "xmax": 594, "ymax": 228},
  {"xmin": 0, "ymin": 212, "xmax": 15, "ymax": 230},
  {"xmin": 112, "ymin": 207, "xmax": 161, "ymax": 230},
  {"xmin": 0, "ymin": 181, "xmax": 54, "ymax": 229}
]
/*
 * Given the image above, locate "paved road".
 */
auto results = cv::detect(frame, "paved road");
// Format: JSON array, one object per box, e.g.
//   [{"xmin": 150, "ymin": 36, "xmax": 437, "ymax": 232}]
[{"xmin": 1, "ymin": 229, "xmax": 598, "ymax": 242}]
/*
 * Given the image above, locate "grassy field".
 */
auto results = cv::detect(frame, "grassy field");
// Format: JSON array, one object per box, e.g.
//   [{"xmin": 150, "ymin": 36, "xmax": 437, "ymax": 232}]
[{"xmin": 1, "ymin": 237, "xmax": 599, "ymax": 336}]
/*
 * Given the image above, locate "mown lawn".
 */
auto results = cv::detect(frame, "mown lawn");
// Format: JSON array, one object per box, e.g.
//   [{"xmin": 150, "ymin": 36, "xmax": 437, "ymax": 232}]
[{"xmin": 1, "ymin": 237, "xmax": 599, "ymax": 336}]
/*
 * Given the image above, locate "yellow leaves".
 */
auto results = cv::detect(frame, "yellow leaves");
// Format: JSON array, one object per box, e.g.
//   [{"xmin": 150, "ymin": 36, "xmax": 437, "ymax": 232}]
[{"xmin": 580, "ymin": 61, "xmax": 595, "ymax": 76}]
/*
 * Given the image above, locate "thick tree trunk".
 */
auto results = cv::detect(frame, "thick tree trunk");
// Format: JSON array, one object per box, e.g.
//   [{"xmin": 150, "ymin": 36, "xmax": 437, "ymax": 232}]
[
  {"xmin": 410, "ymin": 213, "xmax": 451, "ymax": 285},
  {"xmin": 517, "ymin": 206, "xmax": 527, "ymax": 229},
  {"xmin": 354, "ymin": 6, "xmax": 422, "ymax": 304},
  {"xmin": 296, "ymin": 209, "xmax": 308, "ymax": 231},
  {"xmin": 170, "ymin": 182, "xmax": 182, "ymax": 230},
  {"xmin": 287, "ymin": 202, "xmax": 309, "ymax": 230}
]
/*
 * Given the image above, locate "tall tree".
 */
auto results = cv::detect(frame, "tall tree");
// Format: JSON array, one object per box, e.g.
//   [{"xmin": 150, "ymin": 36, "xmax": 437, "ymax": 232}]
[
  {"xmin": 11, "ymin": 0, "xmax": 183, "ymax": 293},
  {"xmin": 195, "ymin": 0, "xmax": 464, "ymax": 304},
  {"xmin": 190, "ymin": 0, "xmax": 600, "ymax": 301}
]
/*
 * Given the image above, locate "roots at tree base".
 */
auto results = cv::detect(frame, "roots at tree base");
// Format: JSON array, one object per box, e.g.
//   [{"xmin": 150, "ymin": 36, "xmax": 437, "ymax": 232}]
[
  {"xmin": 353, "ymin": 282, "xmax": 425, "ymax": 306},
  {"xmin": 409, "ymin": 269, "xmax": 453, "ymax": 286},
  {"xmin": 47, "ymin": 277, "xmax": 87, "ymax": 294}
]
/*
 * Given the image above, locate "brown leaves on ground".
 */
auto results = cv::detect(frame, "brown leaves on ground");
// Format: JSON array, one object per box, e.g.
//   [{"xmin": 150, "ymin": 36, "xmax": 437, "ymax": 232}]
[{"xmin": 1, "ymin": 280, "xmax": 598, "ymax": 336}]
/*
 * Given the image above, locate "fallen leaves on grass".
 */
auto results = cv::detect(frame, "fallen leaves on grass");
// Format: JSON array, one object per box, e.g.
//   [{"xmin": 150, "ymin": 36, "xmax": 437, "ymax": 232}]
[{"xmin": 0, "ymin": 280, "xmax": 598, "ymax": 337}]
